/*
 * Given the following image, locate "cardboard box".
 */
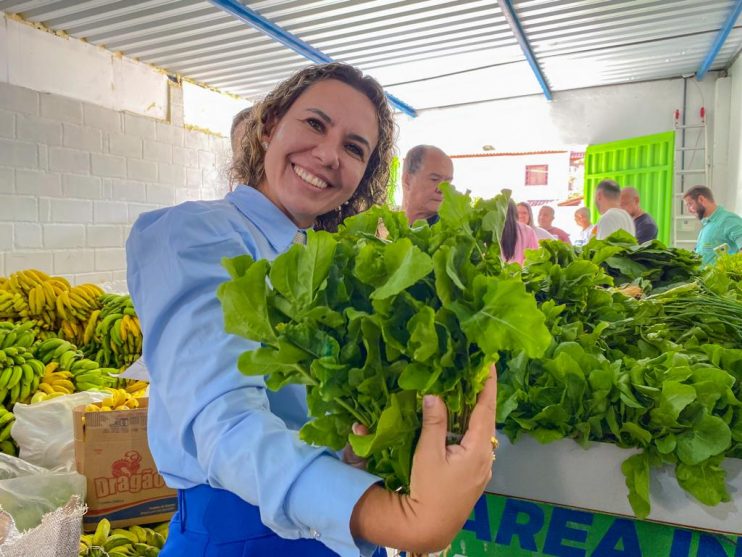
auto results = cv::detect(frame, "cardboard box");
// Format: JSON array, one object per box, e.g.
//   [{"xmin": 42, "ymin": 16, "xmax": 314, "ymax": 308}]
[{"xmin": 73, "ymin": 398, "xmax": 177, "ymax": 531}]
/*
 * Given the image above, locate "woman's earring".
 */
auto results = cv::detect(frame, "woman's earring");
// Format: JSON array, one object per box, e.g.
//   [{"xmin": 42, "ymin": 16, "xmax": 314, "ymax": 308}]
[{"xmin": 261, "ymin": 141, "xmax": 269, "ymax": 149}]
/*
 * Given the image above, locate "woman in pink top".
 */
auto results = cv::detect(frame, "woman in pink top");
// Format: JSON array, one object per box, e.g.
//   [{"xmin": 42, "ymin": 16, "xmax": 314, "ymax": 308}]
[{"xmin": 502, "ymin": 200, "xmax": 539, "ymax": 264}]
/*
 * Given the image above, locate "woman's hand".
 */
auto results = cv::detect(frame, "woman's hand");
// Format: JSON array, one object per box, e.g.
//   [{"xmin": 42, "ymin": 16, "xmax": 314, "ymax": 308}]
[
  {"xmin": 342, "ymin": 423, "xmax": 369, "ymax": 470},
  {"xmin": 350, "ymin": 365, "xmax": 498, "ymax": 553}
]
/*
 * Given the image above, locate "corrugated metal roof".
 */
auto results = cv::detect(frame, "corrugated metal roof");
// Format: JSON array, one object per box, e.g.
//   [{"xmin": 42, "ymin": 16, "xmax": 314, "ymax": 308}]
[{"xmin": 0, "ymin": 0, "xmax": 740, "ymax": 109}]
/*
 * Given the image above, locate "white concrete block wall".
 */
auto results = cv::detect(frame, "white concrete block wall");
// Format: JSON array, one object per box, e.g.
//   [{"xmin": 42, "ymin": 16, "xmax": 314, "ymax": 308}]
[{"xmin": 0, "ymin": 81, "xmax": 231, "ymax": 283}]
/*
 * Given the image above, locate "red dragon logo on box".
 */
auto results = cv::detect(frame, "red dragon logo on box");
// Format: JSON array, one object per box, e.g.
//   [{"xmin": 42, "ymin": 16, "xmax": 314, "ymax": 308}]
[{"xmin": 94, "ymin": 450, "xmax": 166, "ymax": 498}]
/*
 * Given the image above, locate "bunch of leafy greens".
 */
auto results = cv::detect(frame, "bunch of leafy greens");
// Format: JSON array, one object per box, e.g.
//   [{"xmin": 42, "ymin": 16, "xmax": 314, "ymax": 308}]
[
  {"xmin": 497, "ymin": 236, "xmax": 741, "ymax": 519},
  {"xmin": 218, "ymin": 185, "xmax": 552, "ymax": 491},
  {"xmin": 703, "ymin": 252, "xmax": 742, "ymax": 302},
  {"xmin": 578, "ymin": 230, "xmax": 702, "ymax": 291}
]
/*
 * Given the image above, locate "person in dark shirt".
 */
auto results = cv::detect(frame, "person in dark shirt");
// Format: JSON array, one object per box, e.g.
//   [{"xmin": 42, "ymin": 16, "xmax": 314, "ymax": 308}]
[{"xmin": 620, "ymin": 187, "xmax": 658, "ymax": 243}]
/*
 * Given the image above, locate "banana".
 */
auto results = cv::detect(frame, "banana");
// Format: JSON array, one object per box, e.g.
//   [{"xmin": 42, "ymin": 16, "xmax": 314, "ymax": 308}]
[
  {"xmin": 125, "ymin": 380, "xmax": 149, "ymax": 394},
  {"xmin": 0, "ymin": 410, "xmax": 15, "ymax": 428},
  {"xmin": 103, "ymin": 534, "xmax": 135, "ymax": 552},
  {"xmin": 145, "ymin": 529, "xmax": 165, "ymax": 549},
  {"xmin": 84, "ymin": 310, "xmax": 101, "ymax": 344},
  {"xmin": 1, "ymin": 331, "xmax": 17, "ymax": 349},
  {"xmin": 120, "ymin": 317, "xmax": 128, "ymax": 342},
  {"xmin": 0, "ymin": 368, "xmax": 12, "ymax": 391},
  {"xmin": 6, "ymin": 366, "xmax": 23, "ymax": 390},
  {"xmin": 44, "ymin": 361, "xmax": 59, "ymax": 375},
  {"xmin": 59, "ymin": 349, "xmax": 78, "ymax": 371},
  {"xmin": 0, "ymin": 421, "xmax": 13, "ymax": 442},
  {"xmin": 27, "ymin": 359, "xmax": 44, "ymax": 376},
  {"xmin": 49, "ymin": 379, "xmax": 75, "ymax": 393},
  {"xmin": 92, "ymin": 518, "xmax": 111, "ymax": 548},
  {"xmin": 38, "ymin": 383, "xmax": 56, "ymax": 395},
  {"xmin": 51, "ymin": 340, "xmax": 75, "ymax": 360},
  {"xmin": 129, "ymin": 525, "xmax": 147, "ymax": 544},
  {"xmin": 56, "ymin": 290, "xmax": 70, "ymax": 321},
  {"xmin": 152, "ymin": 522, "xmax": 170, "ymax": 539},
  {"xmin": 0, "ymin": 439, "xmax": 16, "ymax": 456},
  {"xmin": 8, "ymin": 382, "xmax": 21, "ymax": 405},
  {"xmin": 111, "ymin": 529, "xmax": 139, "ymax": 543},
  {"xmin": 41, "ymin": 280, "xmax": 56, "ymax": 307}
]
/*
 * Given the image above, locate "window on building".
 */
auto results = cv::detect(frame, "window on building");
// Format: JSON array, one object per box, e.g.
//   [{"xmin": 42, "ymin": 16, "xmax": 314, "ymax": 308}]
[{"xmin": 525, "ymin": 164, "xmax": 549, "ymax": 186}]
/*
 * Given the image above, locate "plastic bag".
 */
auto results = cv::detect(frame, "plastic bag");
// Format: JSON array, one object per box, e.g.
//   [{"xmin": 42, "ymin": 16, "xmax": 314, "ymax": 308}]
[
  {"xmin": 11, "ymin": 391, "xmax": 106, "ymax": 472},
  {"xmin": 0, "ymin": 495, "xmax": 84, "ymax": 557},
  {"xmin": 0, "ymin": 454, "xmax": 86, "ymax": 532}
]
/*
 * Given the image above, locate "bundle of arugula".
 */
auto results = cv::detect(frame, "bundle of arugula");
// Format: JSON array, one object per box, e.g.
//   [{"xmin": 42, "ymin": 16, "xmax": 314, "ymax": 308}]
[
  {"xmin": 218, "ymin": 185, "xmax": 551, "ymax": 491},
  {"xmin": 498, "ymin": 239, "xmax": 742, "ymax": 519}
]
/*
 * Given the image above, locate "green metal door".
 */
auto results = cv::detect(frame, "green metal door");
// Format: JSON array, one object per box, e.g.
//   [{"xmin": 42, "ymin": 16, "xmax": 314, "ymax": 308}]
[{"xmin": 584, "ymin": 131, "xmax": 674, "ymax": 245}]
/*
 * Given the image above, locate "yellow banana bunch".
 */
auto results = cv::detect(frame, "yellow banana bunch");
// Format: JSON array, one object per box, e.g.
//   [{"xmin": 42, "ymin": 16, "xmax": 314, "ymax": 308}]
[
  {"xmin": 85, "ymin": 387, "xmax": 143, "ymax": 412},
  {"xmin": 0, "ymin": 269, "xmax": 102, "ymax": 334},
  {"xmin": 79, "ymin": 520, "xmax": 168, "ymax": 557},
  {"xmin": 30, "ymin": 363, "xmax": 77, "ymax": 403},
  {"xmin": 124, "ymin": 380, "xmax": 149, "ymax": 398}
]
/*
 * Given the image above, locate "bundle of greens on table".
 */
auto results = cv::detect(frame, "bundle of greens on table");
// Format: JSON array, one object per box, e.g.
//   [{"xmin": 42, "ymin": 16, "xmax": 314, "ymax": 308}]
[
  {"xmin": 218, "ymin": 185, "xmax": 551, "ymax": 492},
  {"xmin": 497, "ymin": 239, "xmax": 742, "ymax": 519}
]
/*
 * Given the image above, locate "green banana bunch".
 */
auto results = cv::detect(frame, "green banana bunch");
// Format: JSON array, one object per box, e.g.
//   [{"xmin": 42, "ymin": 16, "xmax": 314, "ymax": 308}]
[
  {"xmin": 84, "ymin": 294, "xmax": 142, "ymax": 371},
  {"xmin": 79, "ymin": 521, "xmax": 168, "ymax": 557},
  {"xmin": 0, "ymin": 322, "xmax": 45, "ymax": 407},
  {"xmin": 34, "ymin": 337, "xmax": 119, "ymax": 393},
  {"xmin": 0, "ymin": 407, "xmax": 16, "ymax": 454}
]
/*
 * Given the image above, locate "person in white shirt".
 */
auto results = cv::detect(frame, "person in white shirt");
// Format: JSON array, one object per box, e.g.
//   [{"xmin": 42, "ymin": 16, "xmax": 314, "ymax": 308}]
[
  {"xmin": 593, "ymin": 179, "xmax": 636, "ymax": 240},
  {"xmin": 573, "ymin": 207, "xmax": 594, "ymax": 246}
]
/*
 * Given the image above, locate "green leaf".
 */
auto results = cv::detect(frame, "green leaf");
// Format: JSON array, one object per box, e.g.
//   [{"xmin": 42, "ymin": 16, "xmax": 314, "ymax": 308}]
[
  {"xmin": 218, "ymin": 258, "xmax": 277, "ymax": 345},
  {"xmin": 621, "ymin": 453, "xmax": 651, "ymax": 519},
  {"xmin": 460, "ymin": 278, "xmax": 551, "ymax": 358},
  {"xmin": 676, "ymin": 457, "xmax": 731, "ymax": 506},
  {"xmin": 437, "ymin": 182, "xmax": 471, "ymax": 233},
  {"xmin": 676, "ymin": 413, "xmax": 732, "ymax": 465},
  {"xmin": 407, "ymin": 306, "xmax": 437, "ymax": 362},
  {"xmin": 650, "ymin": 381, "xmax": 696, "ymax": 428},
  {"xmin": 371, "ymin": 238, "xmax": 433, "ymax": 300},
  {"xmin": 349, "ymin": 391, "xmax": 419, "ymax": 458},
  {"xmin": 269, "ymin": 231, "xmax": 336, "ymax": 310},
  {"xmin": 222, "ymin": 254, "xmax": 256, "ymax": 279}
]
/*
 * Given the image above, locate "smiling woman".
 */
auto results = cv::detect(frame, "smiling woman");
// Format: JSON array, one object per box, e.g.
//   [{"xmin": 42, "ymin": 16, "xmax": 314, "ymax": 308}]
[
  {"xmin": 231, "ymin": 63, "xmax": 396, "ymax": 232},
  {"xmin": 127, "ymin": 62, "xmax": 499, "ymax": 557}
]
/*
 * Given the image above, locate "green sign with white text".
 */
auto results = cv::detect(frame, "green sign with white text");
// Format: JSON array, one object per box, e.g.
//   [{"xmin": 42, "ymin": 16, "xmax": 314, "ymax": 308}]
[{"xmin": 450, "ymin": 493, "xmax": 741, "ymax": 556}]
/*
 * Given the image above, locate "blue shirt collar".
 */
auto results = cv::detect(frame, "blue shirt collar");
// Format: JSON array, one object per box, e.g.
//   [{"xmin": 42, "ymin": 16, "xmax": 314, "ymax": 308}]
[
  {"xmin": 226, "ymin": 185, "xmax": 308, "ymax": 252},
  {"xmin": 701, "ymin": 206, "xmax": 725, "ymax": 226}
]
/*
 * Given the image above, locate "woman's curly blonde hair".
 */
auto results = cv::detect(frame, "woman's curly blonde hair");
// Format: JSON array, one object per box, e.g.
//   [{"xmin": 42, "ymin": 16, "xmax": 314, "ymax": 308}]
[{"xmin": 230, "ymin": 62, "xmax": 397, "ymax": 232}]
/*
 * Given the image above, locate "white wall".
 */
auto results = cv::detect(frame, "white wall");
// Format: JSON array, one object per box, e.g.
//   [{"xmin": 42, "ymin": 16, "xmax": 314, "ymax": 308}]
[
  {"xmin": 451, "ymin": 152, "xmax": 571, "ymax": 204},
  {"xmin": 0, "ymin": 15, "xmax": 233, "ymax": 284},
  {"xmin": 728, "ymin": 55, "xmax": 742, "ymax": 214},
  {"xmin": 396, "ymin": 77, "xmax": 719, "ymax": 156},
  {"xmin": 0, "ymin": 16, "xmax": 168, "ymax": 120}
]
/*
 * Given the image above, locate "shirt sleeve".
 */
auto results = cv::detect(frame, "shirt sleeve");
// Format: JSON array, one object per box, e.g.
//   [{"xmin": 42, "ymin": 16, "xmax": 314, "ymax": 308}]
[
  {"xmin": 728, "ymin": 215, "xmax": 742, "ymax": 251},
  {"xmin": 126, "ymin": 205, "xmax": 380, "ymax": 557}
]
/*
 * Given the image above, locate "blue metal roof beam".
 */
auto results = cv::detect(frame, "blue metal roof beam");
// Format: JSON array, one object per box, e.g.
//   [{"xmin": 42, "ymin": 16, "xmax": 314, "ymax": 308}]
[
  {"xmin": 696, "ymin": 0, "xmax": 742, "ymax": 80},
  {"xmin": 208, "ymin": 0, "xmax": 417, "ymax": 117},
  {"xmin": 496, "ymin": 0, "xmax": 552, "ymax": 101}
]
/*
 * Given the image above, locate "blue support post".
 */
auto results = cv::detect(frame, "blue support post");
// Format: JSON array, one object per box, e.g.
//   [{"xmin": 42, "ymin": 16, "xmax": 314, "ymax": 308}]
[
  {"xmin": 209, "ymin": 0, "xmax": 417, "ymax": 117},
  {"xmin": 497, "ymin": 0, "xmax": 553, "ymax": 100},
  {"xmin": 696, "ymin": 0, "xmax": 742, "ymax": 80}
]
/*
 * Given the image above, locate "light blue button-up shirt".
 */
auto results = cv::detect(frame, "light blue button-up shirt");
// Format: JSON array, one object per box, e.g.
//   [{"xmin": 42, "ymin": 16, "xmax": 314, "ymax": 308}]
[
  {"xmin": 695, "ymin": 206, "xmax": 742, "ymax": 264},
  {"xmin": 126, "ymin": 185, "xmax": 380, "ymax": 557}
]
